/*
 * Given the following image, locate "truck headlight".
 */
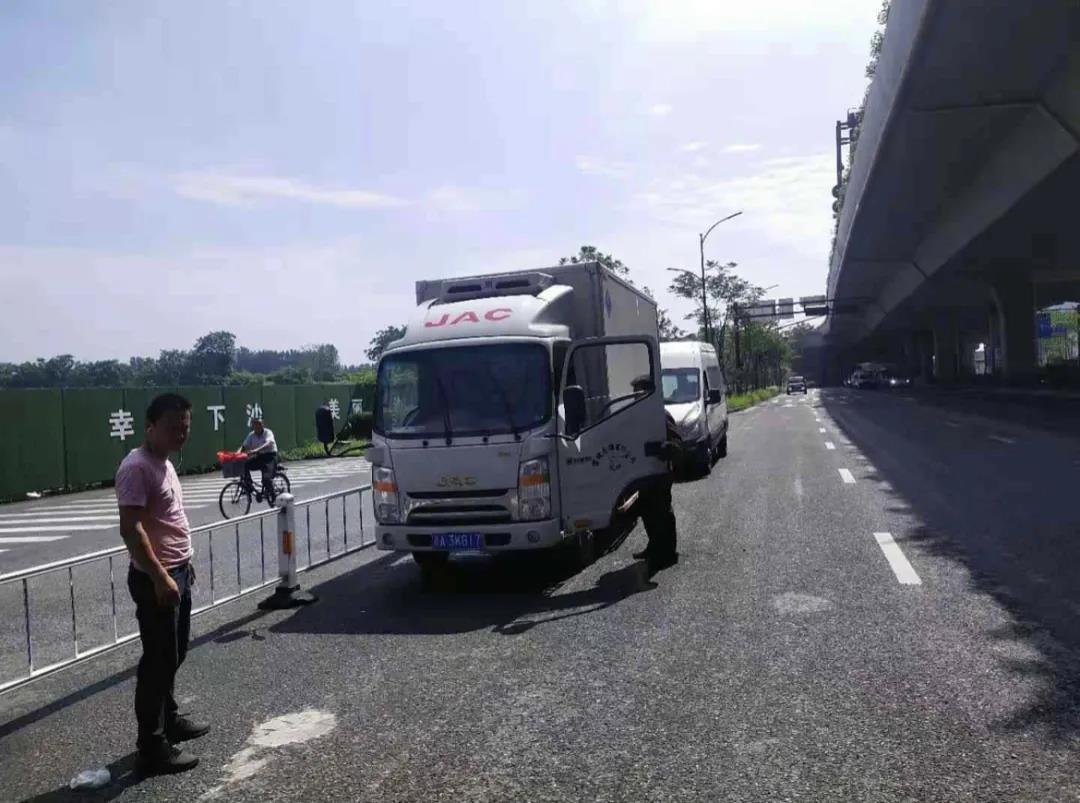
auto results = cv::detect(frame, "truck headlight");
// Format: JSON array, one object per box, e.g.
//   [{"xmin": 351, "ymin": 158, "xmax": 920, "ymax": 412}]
[
  {"xmin": 517, "ymin": 457, "xmax": 551, "ymax": 521},
  {"xmin": 373, "ymin": 466, "xmax": 402, "ymax": 524}
]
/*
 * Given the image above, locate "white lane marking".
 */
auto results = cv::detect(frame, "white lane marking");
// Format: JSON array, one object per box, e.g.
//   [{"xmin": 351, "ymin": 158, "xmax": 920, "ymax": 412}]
[
  {"xmin": 819, "ymin": 427, "xmax": 827, "ymax": 434},
  {"xmin": 988, "ymin": 435, "xmax": 1016, "ymax": 445},
  {"xmin": 0, "ymin": 549, "xmax": 8, "ymax": 554},
  {"xmin": 838, "ymin": 468, "xmax": 856, "ymax": 484},
  {"xmin": 825, "ymin": 442, "xmax": 836, "ymax": 450},
  {"xmin": 0, "ymin": 534, "xmax": 73, "ymax": 542},
  {"xmin": 944, "ymin": 421, "xmax": 961, "ymax": 428},
  {"xmin": 873, "ymin": 532, "xmax": 922, "ymax": 585},
  {"xmin": 794, "ymin": 477, "xmax": 804, "ymax": 498},
  {"xmin": 0, "ymin": 516, "xmax": 118, "ymax": 525}
]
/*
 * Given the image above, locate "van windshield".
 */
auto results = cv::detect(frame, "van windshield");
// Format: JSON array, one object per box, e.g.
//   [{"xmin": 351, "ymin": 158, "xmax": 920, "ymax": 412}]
[
  {"xmin": 375, "ymin": 343, "xmax": 551, "ymax": 439},
  {"xmin": 661, "ymin": 368, "xmax": 701, "ymax": 404}
]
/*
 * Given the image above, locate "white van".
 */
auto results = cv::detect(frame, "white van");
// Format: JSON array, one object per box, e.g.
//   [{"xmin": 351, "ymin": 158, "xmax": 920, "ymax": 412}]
[{"xmin": 660, "ymin": 341, "xmax": 729, "ymax": 474}]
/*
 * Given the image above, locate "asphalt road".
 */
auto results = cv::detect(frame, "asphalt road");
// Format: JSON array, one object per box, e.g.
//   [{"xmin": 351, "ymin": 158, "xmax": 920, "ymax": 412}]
[{"xmin": 1, "ymin": 390, "xmax": 1079, "ymax": 802}]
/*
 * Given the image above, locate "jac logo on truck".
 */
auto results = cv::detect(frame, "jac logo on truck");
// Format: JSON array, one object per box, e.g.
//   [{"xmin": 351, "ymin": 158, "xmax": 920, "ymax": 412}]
[{"xmin": 425, "ymin": 308, "xmax": 511, "ymax": 328}]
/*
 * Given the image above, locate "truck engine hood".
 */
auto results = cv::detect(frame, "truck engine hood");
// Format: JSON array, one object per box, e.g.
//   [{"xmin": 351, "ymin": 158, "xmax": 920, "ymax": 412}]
[{"xmin": 388, "ymin": 441, "xmax": 526, "ymax": 495}]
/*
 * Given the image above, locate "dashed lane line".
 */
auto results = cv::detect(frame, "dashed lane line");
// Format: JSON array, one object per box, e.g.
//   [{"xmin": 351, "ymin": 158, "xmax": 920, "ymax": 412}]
[
  {"xmin": 825, "ymin": 442, "xmax": 836, "ymax": 450},
  {"xmin": 988, "ymin": 435, "xmax": 1017, "ymax": 445},
  {"xmin": 819, "ymin": 427, "xmax": 827, "ymax": 434},
  {"xmin": 874, "ymin": 532, "xmax": 922, "ymax": 585},
  {"xmin": 838, "ymin": 468, "xmax": 856, "ymax": 484}
]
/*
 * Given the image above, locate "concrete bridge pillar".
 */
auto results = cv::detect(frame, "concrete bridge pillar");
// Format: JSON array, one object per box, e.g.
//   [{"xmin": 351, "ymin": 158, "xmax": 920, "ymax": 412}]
[
  {"xmin": 932, "ymin": 316, "xmax": 960, "ymax": 382},
  {"xmin": 991, "ymin": 277, "xmax": 1037, "ymax": 381}
]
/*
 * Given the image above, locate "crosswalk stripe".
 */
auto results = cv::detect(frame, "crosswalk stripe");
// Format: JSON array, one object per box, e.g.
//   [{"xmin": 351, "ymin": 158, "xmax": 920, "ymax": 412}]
[
  {"xmin": 0, "ymin": 531, "xmax": 87, "ymax": 539},
  {"xmin": 0, "ymin": 515, "xmax": 118, "ymax": 524}
]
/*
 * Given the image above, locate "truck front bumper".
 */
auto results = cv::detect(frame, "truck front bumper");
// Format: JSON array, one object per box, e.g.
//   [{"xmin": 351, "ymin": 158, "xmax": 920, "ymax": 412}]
[{"xmin": 375, "ymin": 518, "xmax": 566, "ymax": 552}]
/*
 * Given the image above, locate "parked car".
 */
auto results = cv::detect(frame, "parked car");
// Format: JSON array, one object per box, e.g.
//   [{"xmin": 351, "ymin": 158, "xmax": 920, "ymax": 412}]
[
  {"xmin": 660, "ymin": 341, "xmax": 729, "ymax": 475},
  {"xmin": 786, "ymin": 375, "xmax": 807, "ymax": 394}
]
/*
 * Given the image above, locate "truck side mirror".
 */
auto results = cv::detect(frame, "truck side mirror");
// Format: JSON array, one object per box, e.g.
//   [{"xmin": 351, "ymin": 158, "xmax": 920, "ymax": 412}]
[
  {"xmin": 707, "ymin": 389, "xmax": 723, "ymax": 404},
  {"xmin": 631, "ymin": 375, "xmax": 654, "ymax": 394},
  {"xmin": 563, "ymin": 385, "xmax": 586, "ymax": 437}
]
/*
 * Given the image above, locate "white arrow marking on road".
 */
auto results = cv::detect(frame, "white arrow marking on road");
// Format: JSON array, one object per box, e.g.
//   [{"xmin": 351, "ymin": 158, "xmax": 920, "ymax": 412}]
[
  {"xmin": 838, "ymin": 468, "xmax": 856, "ymax": 484},
  {"xmin": 0, "ymin": 534, "xmax": 73, "ymax": 542},
  {"xmin": 988, "ymin": 435, "xmax": 1016, "ymax": 445},
  {"xmin": 874, "ymin": 532, "xmax": 922, "ymax": 585},
  {"xmin": 825, "ymin": 442, "xmax": 836, "ymax": 450}
]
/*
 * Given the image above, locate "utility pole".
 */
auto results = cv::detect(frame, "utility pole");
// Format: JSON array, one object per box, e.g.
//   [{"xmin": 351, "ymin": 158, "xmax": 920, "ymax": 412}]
[{"xmin": 698, "ymin": 211, "xmax": 743, "ymax": 345}]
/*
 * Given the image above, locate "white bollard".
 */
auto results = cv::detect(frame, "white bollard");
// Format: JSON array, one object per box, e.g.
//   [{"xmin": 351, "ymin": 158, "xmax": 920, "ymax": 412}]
[{"xmin": 258, "ymin": 494, "xmax": 317, "ymax": 609}]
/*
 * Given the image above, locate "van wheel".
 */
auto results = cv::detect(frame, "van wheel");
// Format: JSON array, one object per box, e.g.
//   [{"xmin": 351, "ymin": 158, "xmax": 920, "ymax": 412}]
[
  {"xmin": 717, "ymin": 433, "xmax": 728, "ymax": 458},
  {"xmin": 557, "ymin": 531, "xmax": 595, "ymax": 571}
]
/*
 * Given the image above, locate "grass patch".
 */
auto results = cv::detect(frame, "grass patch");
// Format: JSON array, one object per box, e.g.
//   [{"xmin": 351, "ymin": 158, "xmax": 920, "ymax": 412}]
[
  {"xmin": 279, "ymin": 439, "xmax": 368, "ymax": 461},
  {"xmin": 727, "ymin": 387, "xmax": 780, "ymax": 412}
]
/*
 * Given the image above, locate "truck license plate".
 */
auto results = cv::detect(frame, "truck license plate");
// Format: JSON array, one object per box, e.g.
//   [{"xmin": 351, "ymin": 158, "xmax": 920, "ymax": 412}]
[{"xmin": 431, "ymin": 532, "xmax": 484, "ymax": 550}]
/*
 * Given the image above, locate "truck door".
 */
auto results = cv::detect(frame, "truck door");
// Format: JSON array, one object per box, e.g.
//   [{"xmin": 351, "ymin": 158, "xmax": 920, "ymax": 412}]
[{"xmin": 556, "ymin": 336, "xmax": 667, "ymax": 532}]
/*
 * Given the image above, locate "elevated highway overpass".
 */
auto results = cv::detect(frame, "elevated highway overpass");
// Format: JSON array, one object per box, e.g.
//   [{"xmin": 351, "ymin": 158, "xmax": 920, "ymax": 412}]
[{"xmin": 823, "ymin": 0, "xmax": 1080, "ymax": 384}]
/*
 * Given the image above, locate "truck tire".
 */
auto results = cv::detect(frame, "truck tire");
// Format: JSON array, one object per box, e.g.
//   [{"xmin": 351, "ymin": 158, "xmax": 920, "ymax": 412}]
[{"xmin": 412, "ymin": 551, "xmax": 449, "ymax": 567}]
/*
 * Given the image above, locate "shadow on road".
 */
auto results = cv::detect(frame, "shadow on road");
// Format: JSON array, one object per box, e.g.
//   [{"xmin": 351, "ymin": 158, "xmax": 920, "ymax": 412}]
[
  {"xmin": 270, "ymin": 525, "xmax": 656, "ymax": 638},
  {"xmin": 822, "ymin": 390, "xmax": 1080, "ymax": 741},
  {"xmin": 17, "ymin": 752, "xmax": 140, "ymax": 802}
]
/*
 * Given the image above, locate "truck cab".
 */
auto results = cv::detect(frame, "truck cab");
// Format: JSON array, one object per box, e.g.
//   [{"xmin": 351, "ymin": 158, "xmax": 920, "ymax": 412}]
[{"xmin": 368, "ymin": 264, "xmax": 669, "ymax": 566}]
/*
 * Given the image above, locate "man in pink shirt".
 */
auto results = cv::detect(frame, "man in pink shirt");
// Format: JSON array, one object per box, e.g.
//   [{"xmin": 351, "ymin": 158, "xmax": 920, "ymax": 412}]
[{"xmin": 116, "ymin": 393, "xmax": 209, "ymax": 775}]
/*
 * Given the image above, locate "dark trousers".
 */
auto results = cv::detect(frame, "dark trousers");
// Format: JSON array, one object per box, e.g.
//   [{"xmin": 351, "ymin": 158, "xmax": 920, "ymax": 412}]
[
  {"xmin": 639, "ymin": 477, "xmax": 677, "ymax": 557},
  {"xmin": 127, "ymin": 563, "xmax": 192, "ymax": 754},
  {"xmin": 244, "ymin": 452, "xmax": 276, "ymax": 490}
]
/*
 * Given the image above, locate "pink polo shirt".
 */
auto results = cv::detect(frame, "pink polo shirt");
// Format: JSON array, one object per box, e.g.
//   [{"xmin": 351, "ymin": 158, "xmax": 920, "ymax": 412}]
[{"xmin": 115, "ymin": 446, "xmax": 192, "ymax": 570}]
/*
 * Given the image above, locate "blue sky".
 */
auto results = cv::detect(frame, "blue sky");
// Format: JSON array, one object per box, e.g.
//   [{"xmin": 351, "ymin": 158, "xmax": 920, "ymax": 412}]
[{"xmin": 1, "ymin": 0, "xmax": 879, "ymax": 363}]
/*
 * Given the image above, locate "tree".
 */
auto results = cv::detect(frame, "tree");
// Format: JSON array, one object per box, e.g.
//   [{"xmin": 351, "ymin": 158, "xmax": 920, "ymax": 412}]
[
  {"xmin": 189, "ymin": 331, "xmax": 237, "ymax": 383},
  {"xmin": 155, "ymin": 349, "xmax": 191, "ymax": 385},
  {"xmin": 366, "ymin": 325, "xmax": 407, "ymax": 362},
  {"xmin": 642, "ymin": 286, "xmax": 686, "ymax": 341},
  {"xmin": 559, "ymin": 245, "xmax": 631, "ymax": 279}
]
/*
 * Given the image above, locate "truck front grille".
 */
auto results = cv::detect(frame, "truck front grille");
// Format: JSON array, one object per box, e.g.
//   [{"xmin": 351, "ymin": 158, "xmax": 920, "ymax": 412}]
[{"xmin": 404, "ymin": 491, "xmax": 514, "ymax": 526}]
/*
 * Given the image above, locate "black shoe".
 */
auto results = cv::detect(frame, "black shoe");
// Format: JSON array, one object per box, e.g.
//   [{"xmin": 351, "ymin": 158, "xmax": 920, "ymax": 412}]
[
  {"xmin": 136, "ymin": 745, "xmax": 199, "ymax": 776},
  {"xmin": 166, "ymin": 716, "xmax": 211, "ymax": 743},
  {"xmin": 632, "ymin": 548, "xmax": 654, "ymax": 561},
  {"xmin": 647, "ymin": 552, "xmax": 679, "ymax": 572}
]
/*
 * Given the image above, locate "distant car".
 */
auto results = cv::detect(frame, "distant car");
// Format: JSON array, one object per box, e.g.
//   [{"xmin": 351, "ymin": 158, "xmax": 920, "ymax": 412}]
[
  {"xmin": 851, "ymin": 369, "xmax": 881, "ymax": 389},
  {"xmin": 786, "ymin": 375, "xmax": 807, "ymax": 394},
  {"xmin": 883, "ymin": 373, "xmax": 912, "ymax": 388}
]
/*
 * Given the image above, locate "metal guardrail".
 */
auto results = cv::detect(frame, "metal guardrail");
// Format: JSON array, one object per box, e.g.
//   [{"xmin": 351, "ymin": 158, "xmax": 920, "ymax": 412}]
[{"xmin": 0, "ymin": 484, "xmax": 372, "ymax": 696}]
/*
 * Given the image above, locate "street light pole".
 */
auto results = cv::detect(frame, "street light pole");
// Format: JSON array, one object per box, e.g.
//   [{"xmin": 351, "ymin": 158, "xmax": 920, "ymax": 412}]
[{"xmin": 698, "ymin": 211, "xmax": 743, "ymax": 345}]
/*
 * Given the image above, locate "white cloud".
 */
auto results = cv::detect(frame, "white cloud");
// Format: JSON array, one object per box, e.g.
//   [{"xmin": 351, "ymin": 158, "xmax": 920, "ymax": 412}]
[
  {"xmin": 679, "ymin": 141, "xmax": 708, "ymax": 153},
  {"xmin": 626, "ymin": 0, "xmax": 879, "ymax": 43},
  {"xmin": 648, "ymin": 103, "xmax": 672, "ymax": 117},
  {"xmin": 575, "ymin": 155, "xmax": 632, "ymax": 179},
  {"xmin": 424, "ymin": 185, "xmax": 524, "ymax": 213},
  {"xmin": 630, "ymin": 153, "xmax": 835, "ymax": 262},
  {"xmin": 172, "ymin": 171, "xmax": 408, "ymax": 209},
  {"xmin": 722, "ymin": 143, "xmax": 762, "ymax": 154}
]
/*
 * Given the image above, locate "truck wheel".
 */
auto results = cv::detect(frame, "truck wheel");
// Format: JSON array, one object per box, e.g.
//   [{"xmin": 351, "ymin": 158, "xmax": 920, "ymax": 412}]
[
  {"xmin": 717, "ymin": 433, "xmax": 728, "ymax": 458},
  {"xmin": 557, "ymin": 531, "xmax": 595, "ymax": 572},
  {"xmin": 412, "ymin": 551, "xmax": 449, "ymax": 567}
]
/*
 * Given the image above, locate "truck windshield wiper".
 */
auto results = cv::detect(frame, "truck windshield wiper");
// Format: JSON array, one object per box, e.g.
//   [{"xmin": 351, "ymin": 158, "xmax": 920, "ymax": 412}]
[
  {"xmin": 432, "ymin": 368, "xmax": 454, "ymax": 446},
  {"xmin": 484, "ymin": 364, "xmax": 521, "ymax": 441}
]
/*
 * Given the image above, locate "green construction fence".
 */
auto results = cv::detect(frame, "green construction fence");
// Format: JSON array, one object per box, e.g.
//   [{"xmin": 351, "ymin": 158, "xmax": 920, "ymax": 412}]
[{"xmin": 0, "ymin": 382, "xmax": 373, "ymax": 500}]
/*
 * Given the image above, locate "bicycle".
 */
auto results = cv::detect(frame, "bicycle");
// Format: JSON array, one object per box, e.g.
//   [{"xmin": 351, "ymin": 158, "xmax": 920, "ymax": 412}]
[{"xmin": 218, "ymin": 458, "xmax": 291, "ymax": 519}]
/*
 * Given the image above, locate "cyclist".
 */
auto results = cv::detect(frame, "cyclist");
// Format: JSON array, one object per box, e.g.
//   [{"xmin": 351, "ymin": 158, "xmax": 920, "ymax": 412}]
[{"xmin": 238, "ymin": 417, "xmax": 278, "ymax": 498}]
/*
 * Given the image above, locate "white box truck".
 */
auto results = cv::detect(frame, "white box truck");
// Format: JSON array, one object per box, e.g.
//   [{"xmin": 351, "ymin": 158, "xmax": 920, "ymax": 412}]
[{"xmin": 368, "ymin": 262, "xmax": 669, "ymax": 567}]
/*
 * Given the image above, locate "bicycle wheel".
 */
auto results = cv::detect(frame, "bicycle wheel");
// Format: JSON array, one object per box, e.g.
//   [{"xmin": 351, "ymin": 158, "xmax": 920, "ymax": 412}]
[
  {"xmin": 268, "ymin": 470, "xmax": 292, "ymax": 506},
  {"xmin": 219, "ymin": 479, "xmax": 252, "ymax": 519}
]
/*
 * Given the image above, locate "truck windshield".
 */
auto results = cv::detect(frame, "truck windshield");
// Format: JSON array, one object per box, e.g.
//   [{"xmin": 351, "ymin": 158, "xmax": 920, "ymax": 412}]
[
  {"xmin": 661, "ymin": 368, "xmax": 701, "ymax": 404},
  {"xmin": 375, "ymin": 343, "xmax": 551, "ymax": 439}
]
